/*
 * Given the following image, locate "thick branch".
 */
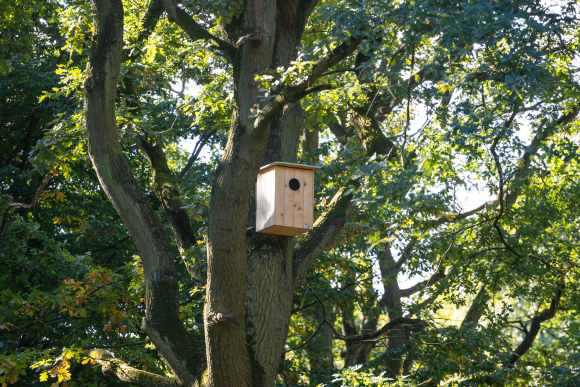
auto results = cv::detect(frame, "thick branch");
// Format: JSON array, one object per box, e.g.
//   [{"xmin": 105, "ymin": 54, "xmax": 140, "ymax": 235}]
[
  {"xmin": 90, "ymin": 349, "xmax": 182, "ymax": 387},
  {"xmin": 254, "ymin": 37, "xmax": 362, "ymax": 136},
  {"xmin": 179, "ymin": 129, "xmax": 216, "ymax": 177},
  {"xmin": 139, "ymin": 137, "xmax": 197, "ymax": 262},
  {"xmin": 434, "ymin": 105, "xmax": 579, "ymax": 224},
  {"xmin": 460, "ymin": 284, "xmax": 490, "ymax": 327},
  {"xmin": 159, "ymin": 0, "xmax": 236, "ymax": 61},
  {"xmin": 327, "ymin": 121, "xmax": 351, "ymax": 144},
  {"xmin": 380, "ymin": 238, "xmax": 417, "ymax": 277},
  {"xmin": 84, "ymin": 1, "xmax": 200, "ymax": 384},
  {"xmin": 399, "ymin": 269, "xmax": 446, "ymax": 298},
  {"xmin": 331, "ymin": 317, "xmax": 425, "ymax": 342},
  {"xmin": 128, "ymin": 0, "xmax": 165, "ymax": 60},
  {"xmin": 292, "ymin": 183, "xmax": 356, "ymax": 289},
  {"xmin": 505, "ymin": 104, "xmax": 579, "ymax": 204},
  {"xmin": 350, "ymin": 105, "xmax": 398, "ymax": 158},
  {"xmin": 507, "ymin": 286, "xmax": 563, "ymax": 366}
]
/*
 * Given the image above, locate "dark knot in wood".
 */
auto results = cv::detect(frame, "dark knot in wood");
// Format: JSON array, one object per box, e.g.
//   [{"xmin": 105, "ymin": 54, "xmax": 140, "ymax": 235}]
[
  {"xmin": 84, "ymin": 77, "xmax": 94, "ymax": 91},
  {"xmin": 235, "ymin": 28, "xmax": 263, "ymax": 47}
]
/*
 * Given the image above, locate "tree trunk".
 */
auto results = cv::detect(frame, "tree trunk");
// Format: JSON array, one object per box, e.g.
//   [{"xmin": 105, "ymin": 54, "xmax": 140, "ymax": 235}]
[
  {"xmin": 302, "ymin": 127, "xmax": 319, "ymax": 153},
  {"xmin": 307, "ymin": 306, "xmax": 335, "ymax": 385},
  {"xmin": 84, "ymin": 1, "xmax": 202, "ymax": 385},
  {"xmin": 378, "ymin": 249, "xmax": 404, "ymax": 378},
  {"xmin": 461, "ymin": 285, "xmax": 490, "ymax": 328}
]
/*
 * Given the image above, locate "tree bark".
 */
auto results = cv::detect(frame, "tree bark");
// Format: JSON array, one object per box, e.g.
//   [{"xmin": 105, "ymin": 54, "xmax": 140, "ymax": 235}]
[
  {"xmin": 377, "ymin": 248, "xmax": 404, "ymax": 378},
  {"xmin": 307, "ymin": 306, "xmax": 335, "ymax": 384},
  {"xmin": 84, "ymin": 1, "xmax": 202, "ymax": 385}
]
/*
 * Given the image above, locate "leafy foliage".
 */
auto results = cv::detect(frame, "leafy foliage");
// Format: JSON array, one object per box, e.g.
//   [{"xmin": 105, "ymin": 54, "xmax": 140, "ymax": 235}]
[{"xmin": 1, "ymin": 0, "xmax": 580, "ymax": 385}]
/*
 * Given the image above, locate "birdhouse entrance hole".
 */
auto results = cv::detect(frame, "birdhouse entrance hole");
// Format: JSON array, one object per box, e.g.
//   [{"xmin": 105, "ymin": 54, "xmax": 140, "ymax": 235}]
[{"xmin": 289, "ymin": 178, "xmax": 300, "ymax": 191}]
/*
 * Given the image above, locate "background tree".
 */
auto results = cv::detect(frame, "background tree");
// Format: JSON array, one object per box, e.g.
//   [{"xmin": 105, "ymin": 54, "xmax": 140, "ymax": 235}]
[{"xmin": 1, "ymin": 0, "xmax": 580, "ymax": 386}]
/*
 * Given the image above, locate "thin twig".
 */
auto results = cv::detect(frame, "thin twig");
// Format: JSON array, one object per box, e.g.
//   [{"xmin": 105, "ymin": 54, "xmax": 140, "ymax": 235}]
[
  {"xmin": 0, "ymin": 170, "xmax": 53, "ymax": 236},
  {"xmin": 320, "ymin": 68, "xmax": 356, "ymax": 77},
  {"xmin": 489, "ymin": 136, "xmax": 521, "ymax": 258},
  {"xmin": 179, "ymin": 129, "xmax": 217, "ymax": 177},
  {"xmin": 284, "ymin": 321, "xmax": 325, "ymax": 353},
  {"xmin": 400, "ymin": 44, "xmax": 415, "ymax": 167},
  {"xmin": 82, "ymin": 341, "xmax": 151, "ymax": 349}
]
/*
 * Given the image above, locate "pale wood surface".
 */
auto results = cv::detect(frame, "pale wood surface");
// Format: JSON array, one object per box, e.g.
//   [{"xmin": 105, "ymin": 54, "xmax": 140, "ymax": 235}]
[
  {"xmin": 283, "ymin": 168, "xmax": 295, "ymax": 227},
  {"xmin": 260, "ymin": 162, "xmax": 321, "ymax": 173},
  {"xmin": 256, "ymin": 174, "xmax": 263, "ymax": 231},
  {"xmin": 293, "ymin": 169, "xmax": 304, "ymax": 228},
  {"xmin": 303, "ymin": 171, "xmax": 314, "ymax": 229},
  {"xmin": 275, "ymin": 167, "xmax": 285, "ymax": 226},
  {"xmin": 256, "ymin": 165, "xmax": 317, "ymax": 236},
  {"xmin": 263, "ymin": 169, "xmax": 275, "ymax": 229},
  {"xmin": 256, "ymin": 169, "xmax": 275, "ymax": 232},
  {"xmin": 257, "ymin": 224, "xmax": 308, "ymax": 236}
]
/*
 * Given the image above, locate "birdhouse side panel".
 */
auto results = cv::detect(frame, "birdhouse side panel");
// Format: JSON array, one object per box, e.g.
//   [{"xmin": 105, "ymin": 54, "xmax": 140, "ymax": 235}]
[
  {"xmin": 256, "ymin": 169, "xmax": 276, "ymax": 231},
  {"xmin": 303, "ymin": 171, "xmax": 314, "ymax": 229}
]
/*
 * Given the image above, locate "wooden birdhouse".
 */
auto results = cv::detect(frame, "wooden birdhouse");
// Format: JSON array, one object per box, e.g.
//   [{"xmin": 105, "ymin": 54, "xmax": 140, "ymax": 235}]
[{"xmin": 256, "ymin": 162, "xmax": 321, "ymax": 236}]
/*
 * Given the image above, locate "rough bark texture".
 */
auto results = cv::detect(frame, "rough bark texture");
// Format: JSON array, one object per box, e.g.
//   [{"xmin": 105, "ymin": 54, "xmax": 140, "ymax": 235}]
[
  {"xmin": 378, "ymin": 248, "xmax": 404, "ymax": 378},
  {"xmin": 84, "ymin": 1, "xmax": 202, "ymax": 385},
  {"xmin": 340, "ymin": 299, "xmax": 359, "ymax": 367},
  {"xmin": 139, "ymin": 139, "xmax": 197, "ymax": 249},
  {"xmin": 292, "ymin": 184, "xmax": 356, "ymax": 289}
]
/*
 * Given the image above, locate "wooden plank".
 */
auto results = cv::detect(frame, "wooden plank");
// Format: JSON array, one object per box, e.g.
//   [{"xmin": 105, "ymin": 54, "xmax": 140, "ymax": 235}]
[
  {"xmin": 293, "ymin": 169, "xmax": 304, "ymax": 228},
  {"xmin": 260, "ymin": 162, "xmax": 321, "ymax": 172},
  {"xmin": 284, "ymin": 168, "xmax": 294, "ymax": 227},
  {"xmin": 257, "ymin": 224, "xmax": 307, "ymax": 237},
  {"xmin": 275, "ymin": 167, "xmax": 285, "ymax": 226},
  {"xmin": 256, "ymin": 174, "xmax": 264, "ymax": 231},
  {"xmin": 264, "ymin": 169, "xmax": 276, "ymax": 228},
  {"xmin": 303, "ymin": 171, "xmax": 314, "ymax": 230}
]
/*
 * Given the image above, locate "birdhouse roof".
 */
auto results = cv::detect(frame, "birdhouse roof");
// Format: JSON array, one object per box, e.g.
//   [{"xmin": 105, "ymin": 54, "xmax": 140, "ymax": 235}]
[{"xmin": 259, "ymin": 162, "xmax": 321, "ymax": 173}]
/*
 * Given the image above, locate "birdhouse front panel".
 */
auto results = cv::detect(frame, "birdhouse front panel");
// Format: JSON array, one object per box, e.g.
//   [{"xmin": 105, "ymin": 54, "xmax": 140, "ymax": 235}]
[{"xmin": 256, "ymin": 162, "xmax": 320, "ymax": 236}]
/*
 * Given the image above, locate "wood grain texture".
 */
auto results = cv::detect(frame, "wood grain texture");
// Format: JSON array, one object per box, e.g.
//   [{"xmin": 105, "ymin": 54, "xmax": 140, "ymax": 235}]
[
  {"xmin": 283, "ymin": 168, "xmax": 295, "ymax": 227},
  {"xmin": 260, "ymin": 162, "xmax": 320, "ymax": 172},
  {"xmin": 257, "ymin": 166, "xmax": 316, "ymax": 236},
  {"xmin": 264, "ymin": 170, "xmax": 276, "ymax": 229},
  {"xmin": 256, "ymin": 175, "xmax": 264, "ymax": 231},
  {"xmin": 275, "ymin": 167, "xmax": 285, "ymax": 226},
  {"xmin": 293, "ymin": 169, "xmax": 304, "ymax": 228},
  {"xmin": 303, "ymin": 171, "xmax": 313, "ymax": 229},
  {"xmin": 256, "ymin": 169, "xmax": 276, "ymax": 231},
  {"xmin": 257, "ymin": 224, "xmax": 307, "ymax": 236}
]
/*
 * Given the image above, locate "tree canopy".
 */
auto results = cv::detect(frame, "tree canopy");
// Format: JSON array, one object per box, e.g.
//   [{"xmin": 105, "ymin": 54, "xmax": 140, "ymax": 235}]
[{"xmin": 1, "ymin": 0, "xmax": 580, "ymax": 386}]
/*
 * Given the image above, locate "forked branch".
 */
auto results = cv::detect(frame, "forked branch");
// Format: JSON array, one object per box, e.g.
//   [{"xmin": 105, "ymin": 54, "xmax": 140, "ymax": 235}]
[
  {"xmin": 507, "ymin": 286, "xmax": 564, "ymax": 366},
  {"xmin": 159, "ymin": 0, "xmax": 237, "ymax": 61},
  {"xmin": 0, "ymin": 170, "xmax": 52, "ymax": 236}
]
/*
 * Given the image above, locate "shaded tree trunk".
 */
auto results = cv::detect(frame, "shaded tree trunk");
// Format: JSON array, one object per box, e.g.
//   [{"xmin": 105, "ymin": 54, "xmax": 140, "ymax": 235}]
[
  {"xmin": 461, "ymin": 285, "xmax": 490, "ymax": 328},
  {"xmin": 378, "ymin": 248, "xmax": 404, "ymax": 378},
  {"xmin": 307, "ymin": 306, "xmax": 336, "ymax": 385}
]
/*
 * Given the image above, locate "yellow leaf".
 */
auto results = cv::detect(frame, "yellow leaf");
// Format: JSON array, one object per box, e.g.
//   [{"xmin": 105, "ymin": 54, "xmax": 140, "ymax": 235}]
[{"xmin": 40, "ymin": 371, "xmax": 49, "ymax": 382}]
